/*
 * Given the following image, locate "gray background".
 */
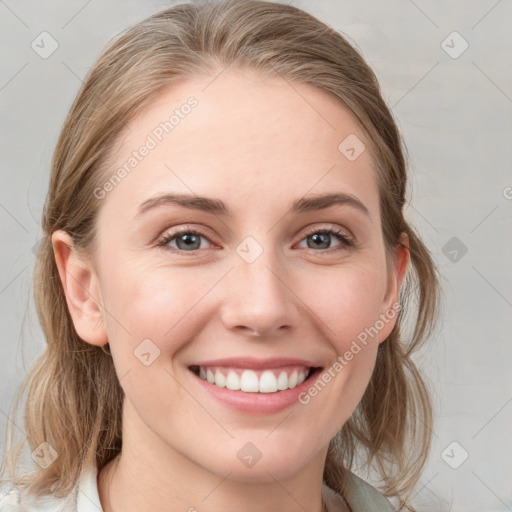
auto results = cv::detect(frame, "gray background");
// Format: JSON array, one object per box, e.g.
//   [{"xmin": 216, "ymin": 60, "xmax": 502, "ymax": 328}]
[{"xmin": 1, "ymin": 1, "xmax": 511, "ymax": 510}]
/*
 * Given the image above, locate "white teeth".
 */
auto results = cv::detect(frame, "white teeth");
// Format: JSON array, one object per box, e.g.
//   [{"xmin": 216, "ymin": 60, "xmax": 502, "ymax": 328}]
[
  {"xmin": 240, "ymin": 370, "xmax": 259, "ymax": 392},
  {"xmin": 214, "ymin": 369, "xmax": 226, "ymax": 388},
  {"xmin": 226, "ymin": 371, "xmax": 241, "ymax": 391},
  {"xmin": 196, "ymin": 367, "xmax": 310, "ymax": 393},
  {"xmin": 277, "ymin": 371, "xmax": 288, "ymax": 390},
  {"xmin": 259, "ymin": 370, "xmax": 278, "ymax": 393}
]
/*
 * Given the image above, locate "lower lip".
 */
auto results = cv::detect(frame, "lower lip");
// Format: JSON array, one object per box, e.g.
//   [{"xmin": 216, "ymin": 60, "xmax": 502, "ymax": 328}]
[{"xmin": 190, "ymin": 368, "xmax": 322, "ymax": 414}]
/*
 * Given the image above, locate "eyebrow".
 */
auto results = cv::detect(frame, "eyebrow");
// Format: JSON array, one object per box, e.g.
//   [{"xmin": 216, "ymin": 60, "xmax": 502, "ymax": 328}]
[{"xmin": 136, "ymin": 192, "xmax": 370, "ymax": 219}]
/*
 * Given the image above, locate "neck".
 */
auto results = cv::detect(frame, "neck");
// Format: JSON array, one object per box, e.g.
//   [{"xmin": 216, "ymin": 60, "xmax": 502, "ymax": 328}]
[{"xmin": 97, "ymin": 400, "xmax": 330, "ymax": 512}]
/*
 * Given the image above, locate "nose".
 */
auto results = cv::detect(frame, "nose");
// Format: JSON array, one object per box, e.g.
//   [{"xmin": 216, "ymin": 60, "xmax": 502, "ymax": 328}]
[{"xmin": 219, "ymin": 245, "xmax": 301, "ymax": 338}]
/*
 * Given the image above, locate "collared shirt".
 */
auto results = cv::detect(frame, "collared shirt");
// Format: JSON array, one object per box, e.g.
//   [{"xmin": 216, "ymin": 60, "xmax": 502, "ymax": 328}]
[{"xmin": 0, "ymin": 464, "xmax": 395, "ymax": 511}]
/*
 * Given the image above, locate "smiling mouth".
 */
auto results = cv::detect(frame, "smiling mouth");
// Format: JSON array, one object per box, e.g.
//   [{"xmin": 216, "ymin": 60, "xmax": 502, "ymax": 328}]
[{"xmin": 188, "ymin": 365, "xmax": 321, "ymax": 393}]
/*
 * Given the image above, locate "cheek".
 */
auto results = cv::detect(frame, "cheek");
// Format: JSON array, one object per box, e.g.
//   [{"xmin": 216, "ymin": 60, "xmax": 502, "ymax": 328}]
[
  {"xmin": 99, "ymin": 262, "xmax": 208, "ymax": 419},
  {"xmin": 298, "ymin": 262, "xmax": 387, "ymax": 414},
  {"xmin": 102, "ymin": 253, "xmax": 388, "ymax": 364},
  {"xmin": 305, "ymin": 261, "xmax": 388, "ymax": 346},
  {"xmin": 100, "ymin": 260, "xmax": 210, "ymax": 368}
]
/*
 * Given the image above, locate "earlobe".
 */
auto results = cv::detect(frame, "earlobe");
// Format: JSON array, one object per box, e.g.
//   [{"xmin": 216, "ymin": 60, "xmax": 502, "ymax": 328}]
[{"xmin": 51, "ymin": 230, "xmax": 108, "ymax": 347}]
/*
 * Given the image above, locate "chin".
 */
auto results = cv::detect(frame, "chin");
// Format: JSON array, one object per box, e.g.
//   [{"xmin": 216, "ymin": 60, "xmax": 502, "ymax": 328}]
[{"xmin": 195, "ymin": 436, "xmax": 323, "ymax": 484}]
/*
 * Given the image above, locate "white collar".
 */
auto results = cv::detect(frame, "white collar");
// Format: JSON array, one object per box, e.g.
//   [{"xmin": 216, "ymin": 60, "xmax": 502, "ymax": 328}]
[{"xmin": 76, "ymin": 464, "xmax": 103, "ymax": 511}]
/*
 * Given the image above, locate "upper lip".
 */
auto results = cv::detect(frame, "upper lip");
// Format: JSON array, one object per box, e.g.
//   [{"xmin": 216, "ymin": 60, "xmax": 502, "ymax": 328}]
[{"xmin": 189, "ymin": 357, "xmax": 322, "ymax": 370}]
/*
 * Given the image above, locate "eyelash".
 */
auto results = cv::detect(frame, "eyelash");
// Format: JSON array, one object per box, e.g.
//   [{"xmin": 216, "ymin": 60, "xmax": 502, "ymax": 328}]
[{"xmin": 156, "ymin": 225, "xmax": 355, "ymax": 255}]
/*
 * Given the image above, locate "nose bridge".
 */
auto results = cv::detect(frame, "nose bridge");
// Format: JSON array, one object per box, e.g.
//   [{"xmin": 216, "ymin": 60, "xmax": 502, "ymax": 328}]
[{"xmin": 220, "ymin": 234, "xmax": 298, "ymax": 335}]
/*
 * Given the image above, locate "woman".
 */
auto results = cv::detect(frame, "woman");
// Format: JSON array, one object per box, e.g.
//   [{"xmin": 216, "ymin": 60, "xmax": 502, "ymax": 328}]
[{"xmin": 0, "ymin": 1, "xmax": 441, "ymax": 510}]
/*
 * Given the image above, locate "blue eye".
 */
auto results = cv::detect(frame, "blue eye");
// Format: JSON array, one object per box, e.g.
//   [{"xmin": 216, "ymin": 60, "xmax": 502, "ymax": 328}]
[
  {"xmin": 298, "ymin": 228, "xmax": 354, "ymax": 252},
  {"xmin": 158, "ymin": 229, "xmax": 211, "ymax": 252},
  {"xmin": 157, "ymin": 226, "xmax": 355, "ymax": 254}
]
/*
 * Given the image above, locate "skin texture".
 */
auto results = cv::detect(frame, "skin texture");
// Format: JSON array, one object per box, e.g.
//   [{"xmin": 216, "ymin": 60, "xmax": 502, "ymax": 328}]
[{"xmin": 52, "ymin": 68, "xmax": 409, "ymax": 512}]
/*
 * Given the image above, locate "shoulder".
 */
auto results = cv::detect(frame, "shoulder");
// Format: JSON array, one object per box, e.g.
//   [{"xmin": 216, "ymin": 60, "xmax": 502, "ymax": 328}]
[
  {"xmin": 323, "ymin": 471, "xmax": 396, "ymax": 512},
  {"xmin": 0, "ymin": 463, "xmax": 102, "ymax": 512},
  {"xmin": 0, "ymin": 482, "xmax": 19, "ymax": 511},
  {"xmin": 0, "ymin": 480, "xmax": 77, "ymax": 512}
]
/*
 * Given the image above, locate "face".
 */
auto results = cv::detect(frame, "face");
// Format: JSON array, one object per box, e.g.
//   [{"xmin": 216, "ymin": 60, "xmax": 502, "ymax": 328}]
[{"xmin": 54, "ymin": 68, "xmax": 408, "ymax": 483}]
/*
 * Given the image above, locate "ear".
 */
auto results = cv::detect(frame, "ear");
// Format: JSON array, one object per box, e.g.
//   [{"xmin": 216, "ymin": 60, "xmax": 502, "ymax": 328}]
[
  {"xmin": 377, "ymin": 232, "xmax": 410, "ymax": 343},
  {"xmin": 51, "ymin": 229, "xmax": 108, "ymax": 348}
]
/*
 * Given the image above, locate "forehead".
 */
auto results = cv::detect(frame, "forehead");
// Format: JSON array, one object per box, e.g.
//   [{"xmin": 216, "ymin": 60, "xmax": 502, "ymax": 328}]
[{"xmin": 98, "ymin": 69, "xmax": 379, "ymax": 222}]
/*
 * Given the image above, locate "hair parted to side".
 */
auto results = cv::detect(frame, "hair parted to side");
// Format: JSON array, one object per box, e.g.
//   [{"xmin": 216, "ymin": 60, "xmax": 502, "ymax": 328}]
[{"xmin": 1, "ymin": 0, "xmax": 441, "ymax": 509}]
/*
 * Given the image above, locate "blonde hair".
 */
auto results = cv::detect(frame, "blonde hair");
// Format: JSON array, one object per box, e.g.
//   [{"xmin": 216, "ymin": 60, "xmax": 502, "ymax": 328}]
[{"xmin": 1, "ymin": 0, "xmax": 441, "ymax": 509}]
